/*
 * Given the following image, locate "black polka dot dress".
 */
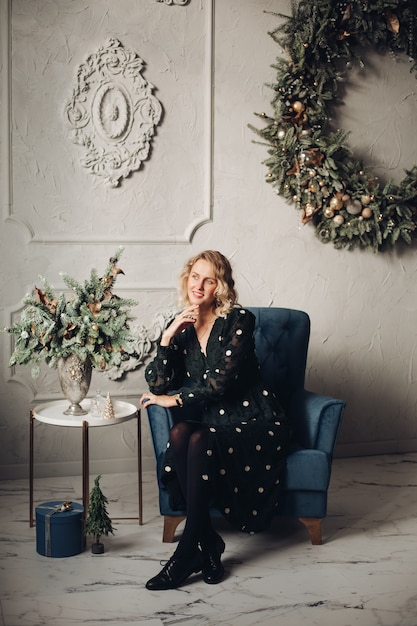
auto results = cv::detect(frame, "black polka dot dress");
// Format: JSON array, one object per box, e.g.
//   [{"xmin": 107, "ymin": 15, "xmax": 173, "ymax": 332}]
[{"xmin": 145, "ymin": 307, "xmax": 290, "ymax": 533}]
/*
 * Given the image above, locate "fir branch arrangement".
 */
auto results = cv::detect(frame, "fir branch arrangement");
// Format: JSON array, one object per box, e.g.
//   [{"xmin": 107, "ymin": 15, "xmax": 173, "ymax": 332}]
[
  {"xmin": 250, "ymin": 0, "xmax": 417, "ymax": 251},
  {"xmin": 3, "ymin": 248, "xmax": 137, "ymax": 376}
]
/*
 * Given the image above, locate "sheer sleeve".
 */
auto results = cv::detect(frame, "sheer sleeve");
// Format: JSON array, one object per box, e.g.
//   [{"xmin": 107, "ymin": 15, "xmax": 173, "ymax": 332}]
[{"xmin": 144, "ymin": 343, "xmax": 185, "ymax": 395}]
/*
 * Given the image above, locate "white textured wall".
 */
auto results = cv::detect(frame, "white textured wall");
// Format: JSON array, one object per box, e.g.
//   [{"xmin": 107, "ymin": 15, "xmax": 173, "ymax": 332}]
[{"xmin": 1, "ymin": 0, "xmax": 417, "ymax": 480}]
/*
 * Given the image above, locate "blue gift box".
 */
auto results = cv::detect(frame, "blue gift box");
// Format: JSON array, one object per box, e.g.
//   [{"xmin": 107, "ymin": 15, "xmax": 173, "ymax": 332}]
[{"xmin": 36, "ymin": 501, "xmax": 84, "ymax": 558}]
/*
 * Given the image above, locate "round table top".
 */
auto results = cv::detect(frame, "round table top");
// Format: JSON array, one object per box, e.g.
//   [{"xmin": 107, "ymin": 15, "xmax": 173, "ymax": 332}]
[{"xmin": 33, "ymin": 399, "xmax": 138, "ymax": 427}]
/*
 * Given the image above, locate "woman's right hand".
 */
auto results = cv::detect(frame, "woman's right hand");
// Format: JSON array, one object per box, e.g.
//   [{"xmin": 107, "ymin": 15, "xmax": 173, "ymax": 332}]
[
  {"xmin": 160, "ymin": 305, "xmax": 200, "ymax": 345},
  {"xmin": 140, "ymin": 392, "xmax": 178, "ymax": 409}
]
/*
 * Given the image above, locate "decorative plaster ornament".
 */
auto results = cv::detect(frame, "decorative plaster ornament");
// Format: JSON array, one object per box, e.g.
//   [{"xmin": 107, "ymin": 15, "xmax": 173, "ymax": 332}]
[
  {"xmin": 106, "ymin": 310, "xmax": 176, "ymax": 380},
  {"xmin": 65, "ymin": 39, "xmax": 162, "ymax": 187}
]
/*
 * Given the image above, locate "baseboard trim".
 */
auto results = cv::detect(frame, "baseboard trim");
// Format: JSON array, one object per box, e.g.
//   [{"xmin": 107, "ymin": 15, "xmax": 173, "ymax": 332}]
[
  {"xmin": 334, "ymin": 439, "xmax": 417, "ymax": 458},
  {"xmin": 0, "ymin": 456, "xmax": 156, "ymax": 481}
]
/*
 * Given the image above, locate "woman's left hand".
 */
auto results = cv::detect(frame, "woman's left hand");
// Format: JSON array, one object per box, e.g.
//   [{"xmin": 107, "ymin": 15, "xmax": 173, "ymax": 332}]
[{"xmin": 140, "ymin": 392, "xmax": 177, "ymax": 409}]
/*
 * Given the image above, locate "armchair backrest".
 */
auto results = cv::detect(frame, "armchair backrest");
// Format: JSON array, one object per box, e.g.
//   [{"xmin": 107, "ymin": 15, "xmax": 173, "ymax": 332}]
[{"xmin": 248, "ymin": 307, "xmax": 310, "ymax": 414}]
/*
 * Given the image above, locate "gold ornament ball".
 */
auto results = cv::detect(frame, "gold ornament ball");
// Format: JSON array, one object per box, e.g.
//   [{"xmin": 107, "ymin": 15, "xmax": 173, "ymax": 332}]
[
  {"xmin": 292, "ymin": 100, "xmax": 305, "ymax": 113},
  {"xmin": 324, "ymin": 207, "xmax": 335, "ymax": 218},
  {"xmin": 92, "ymin": 323, "xmax": 99, "ymax": 331},
  {"xmin": 361, "ymin": 207, "xmax": 373, "ymax": 219},
  {"xmin": 333, "ymin": 214, "xmax": 345, "ymax": 227},
  {"xmin": 277, "ymin": 129, "xmax": 285, "ymax": 140},
  {"xmin": 341, "ymin": 194, "xmax": 350, "ymax": 203},
  {"xmin": 329, "ymin": 195, "xmax": 343, "ymax": 211},
  {"xmin": 361, "ymin": 194, "xmax": 371, "ymax": 205}
]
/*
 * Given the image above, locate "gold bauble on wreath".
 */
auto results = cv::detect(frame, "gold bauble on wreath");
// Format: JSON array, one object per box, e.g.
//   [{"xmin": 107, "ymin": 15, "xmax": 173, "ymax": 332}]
[{"xmin": 250, "ymin": 0, "xmax": 417, "ymax": 252}]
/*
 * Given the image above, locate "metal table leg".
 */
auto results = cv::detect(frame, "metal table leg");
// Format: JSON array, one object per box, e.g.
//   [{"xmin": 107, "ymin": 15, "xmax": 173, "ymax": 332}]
[
  {"xmin": 29, "ymin": 410, "xmax": 35, "ymax": 527},
  {"xmin": 138, "ymin": 410, "xmax": 143, "ymax": 525},
  {"xmin": 82, "ymin": 420, "xmax": 89, "ymax": 517}
]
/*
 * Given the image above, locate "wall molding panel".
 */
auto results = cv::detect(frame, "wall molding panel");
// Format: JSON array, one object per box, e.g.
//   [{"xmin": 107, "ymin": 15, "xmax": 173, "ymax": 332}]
[
  {"xmin": 0, "ymin": 0, "xmax": 12, "ymax": 226},
  {"xmin": 2, "ymin": 0, "xmax": 214, "ymax": 246}
]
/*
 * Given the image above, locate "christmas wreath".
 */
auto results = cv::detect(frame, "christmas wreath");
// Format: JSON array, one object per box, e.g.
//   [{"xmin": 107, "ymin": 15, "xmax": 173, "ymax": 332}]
[{"xmin": 251, "ymin": 0, "xmax": 417, "ymax": 251}]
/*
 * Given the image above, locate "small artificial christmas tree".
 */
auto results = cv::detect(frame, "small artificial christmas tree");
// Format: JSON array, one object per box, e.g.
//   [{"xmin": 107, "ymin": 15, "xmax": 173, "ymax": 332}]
[{"xmin": 85, "ymin": 475, "xmax": 116, "ymax": 554}]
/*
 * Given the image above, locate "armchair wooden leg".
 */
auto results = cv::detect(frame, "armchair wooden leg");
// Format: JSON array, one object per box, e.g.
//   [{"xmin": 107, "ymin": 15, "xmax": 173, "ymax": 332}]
[
  {"xmin": 298, "ymin": 517, "xmax": 322, "ymax": 545},
  {"xmin": 163, "ymin": 515, "xmax": 186, "ymax": 543}
]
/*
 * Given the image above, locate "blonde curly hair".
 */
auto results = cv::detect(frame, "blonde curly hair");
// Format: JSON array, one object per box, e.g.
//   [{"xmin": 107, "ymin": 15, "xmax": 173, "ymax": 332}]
[{"xmin": 178, "ymin": 250, "xmax": 238, "ymax": 317}]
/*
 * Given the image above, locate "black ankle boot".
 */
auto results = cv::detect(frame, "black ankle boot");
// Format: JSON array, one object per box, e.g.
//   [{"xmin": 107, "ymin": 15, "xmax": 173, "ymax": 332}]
[
  {"xmin": 200, "ymin": 534, "xmax": 225, "ymax": 584},
  {"xmin": 145, "ymin": 550, "xmax": 203, "ymax": 591}
]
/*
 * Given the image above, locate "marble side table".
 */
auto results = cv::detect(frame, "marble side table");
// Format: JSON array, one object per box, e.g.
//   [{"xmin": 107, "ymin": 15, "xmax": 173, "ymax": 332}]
[{"xmin": 29, "ymin": 399, "xmax": 142, "ymax": 527}]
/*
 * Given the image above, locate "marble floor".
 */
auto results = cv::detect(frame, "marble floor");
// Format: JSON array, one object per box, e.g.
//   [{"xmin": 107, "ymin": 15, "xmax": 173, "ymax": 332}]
[{"xmin": 1, "ymin": 453, "xmax": 417, "ymax": 626}]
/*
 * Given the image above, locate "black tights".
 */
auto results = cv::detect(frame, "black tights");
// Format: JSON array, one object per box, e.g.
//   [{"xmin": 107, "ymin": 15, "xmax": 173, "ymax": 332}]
[{"xmin": 169, "ymin": 421, "xmax": 218, "ymax": 557}]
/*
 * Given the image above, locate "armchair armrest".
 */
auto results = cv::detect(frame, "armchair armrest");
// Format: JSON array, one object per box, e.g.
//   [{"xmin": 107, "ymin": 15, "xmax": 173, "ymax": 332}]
[
  {"xmin": 290, "ymin": 390, "xmax": 346, "ymax": 456},
  {"xmin": 146, "ymin": 404, "xmax": 175, "ymax": 461}
]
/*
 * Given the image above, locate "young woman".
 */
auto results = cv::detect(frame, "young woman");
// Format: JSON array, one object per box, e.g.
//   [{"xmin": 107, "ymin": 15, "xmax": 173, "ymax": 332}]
[{"xmin": 141, "ymin": 250, "xmax": 289, "ymax": 590}]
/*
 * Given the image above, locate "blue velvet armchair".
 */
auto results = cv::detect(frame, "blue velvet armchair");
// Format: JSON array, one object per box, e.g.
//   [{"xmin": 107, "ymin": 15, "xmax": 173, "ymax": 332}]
[{"xmin": 146, "ymin": 307, "xmax": 346, "ymax": 545}]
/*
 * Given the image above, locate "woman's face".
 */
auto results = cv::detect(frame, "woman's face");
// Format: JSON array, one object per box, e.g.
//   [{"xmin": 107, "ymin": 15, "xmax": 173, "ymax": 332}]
[{"xmin": 187, "ymin": 259, "xmax": 218, "ymax": 309}]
